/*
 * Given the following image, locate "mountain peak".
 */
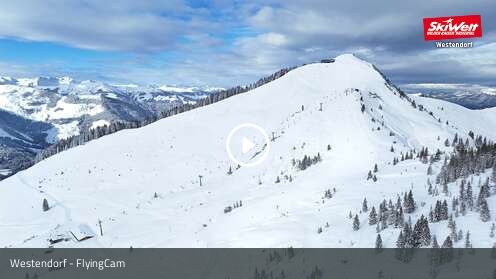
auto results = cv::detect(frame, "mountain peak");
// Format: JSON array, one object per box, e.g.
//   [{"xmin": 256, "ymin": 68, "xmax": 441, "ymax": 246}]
[
  {"xmin": 0, "ymin": 76, "xmax": 18, "ymax": 85},
  {"xmin": 334, "ymin": 53, "xmax": 367, "ymax": 63}
]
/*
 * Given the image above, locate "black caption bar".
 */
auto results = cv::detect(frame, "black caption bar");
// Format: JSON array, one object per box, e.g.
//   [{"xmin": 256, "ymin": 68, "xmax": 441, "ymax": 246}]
[{"xmin": 1, "ymin": 248, "xmax": 496, "ymax": 279}]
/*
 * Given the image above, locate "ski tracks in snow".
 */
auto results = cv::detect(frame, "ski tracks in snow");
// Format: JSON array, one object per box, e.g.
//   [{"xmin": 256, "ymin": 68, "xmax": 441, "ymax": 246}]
[{"xmin": 16, "ymin": 174, "xmax": 73, "ymax": 227}]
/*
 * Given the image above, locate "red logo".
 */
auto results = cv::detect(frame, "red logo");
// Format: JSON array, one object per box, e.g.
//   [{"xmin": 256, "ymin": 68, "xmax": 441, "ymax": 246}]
[{"xmin": 423, "ymin": 15, "xmax": 482, "ymax": 41}]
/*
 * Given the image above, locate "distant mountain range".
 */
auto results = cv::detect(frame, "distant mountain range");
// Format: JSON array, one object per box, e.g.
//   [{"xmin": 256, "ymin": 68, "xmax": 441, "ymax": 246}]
[
  {"xmin": 402, "ymin": 83, "xmax": 496, "ymax": 109},
  {"xmin": 0, "ymin": 76, "xmax": 221, "ymax": 176}
]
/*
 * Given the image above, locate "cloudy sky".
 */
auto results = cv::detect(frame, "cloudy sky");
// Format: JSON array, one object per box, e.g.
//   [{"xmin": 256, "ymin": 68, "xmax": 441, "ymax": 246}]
[{"xmin": 0, "ymin": 0, "xmax": 494, "ymax": 87}]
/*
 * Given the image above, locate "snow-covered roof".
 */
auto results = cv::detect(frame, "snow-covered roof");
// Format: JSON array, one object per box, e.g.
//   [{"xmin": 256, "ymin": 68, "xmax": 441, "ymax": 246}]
[{"xmin": 70, "ymin": 224, "xmax": 96, "ymax": 242}]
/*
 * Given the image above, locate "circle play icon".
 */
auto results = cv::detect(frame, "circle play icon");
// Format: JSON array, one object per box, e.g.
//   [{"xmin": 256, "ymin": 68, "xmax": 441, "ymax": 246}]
[{"xmin": 226, "ymin": 123, "xmax": 270, "ymax": 167}]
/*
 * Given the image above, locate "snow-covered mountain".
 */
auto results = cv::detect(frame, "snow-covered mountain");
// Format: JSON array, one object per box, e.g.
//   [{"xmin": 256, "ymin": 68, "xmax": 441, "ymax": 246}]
[
  {"xmin": 0, "ymin": 77, "xmax": 219, "ymax": 175},
  {"xmin": 0, "ymin": 76, "xmax": 219, "ymax": 138},
  {"xmin": 403, "ymin": 83, "xmax": 496, "ymax": 109},
  {"xmin": 1, "ymin": 54, "xmax": 495, "ymax": 248}
]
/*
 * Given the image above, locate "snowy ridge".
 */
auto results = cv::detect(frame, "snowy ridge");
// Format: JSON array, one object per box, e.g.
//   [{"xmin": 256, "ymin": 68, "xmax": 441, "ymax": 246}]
[{"xmin": 1, "ymin": 54, "xmax": 496, "ymax": 248}]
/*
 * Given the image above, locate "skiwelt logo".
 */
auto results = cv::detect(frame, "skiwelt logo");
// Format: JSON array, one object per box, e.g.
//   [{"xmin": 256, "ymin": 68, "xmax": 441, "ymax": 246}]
[{"xmin": 423, "ymin": 15, "xmax": 482, "ymax": 41}]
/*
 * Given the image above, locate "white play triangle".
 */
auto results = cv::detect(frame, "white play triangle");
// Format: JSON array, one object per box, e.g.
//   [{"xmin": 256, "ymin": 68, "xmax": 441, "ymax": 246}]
[{"xmin": 241, "ymin": 137, "xmax": 255, "ymax": 154}]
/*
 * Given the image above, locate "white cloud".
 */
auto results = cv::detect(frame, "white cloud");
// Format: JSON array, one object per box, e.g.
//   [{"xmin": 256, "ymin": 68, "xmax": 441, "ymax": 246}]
[
  {"xmin": 0, "ymin": 0, "xmax": 202, "ymax": 52},
  {"xmin": 261, "ymin": 33, "xmax": 288, "ymax": 46}
]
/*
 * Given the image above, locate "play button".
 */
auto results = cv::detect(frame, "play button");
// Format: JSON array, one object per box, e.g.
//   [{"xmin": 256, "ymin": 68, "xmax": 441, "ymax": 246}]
[{"xmin": 226, "ymin": 123, "xmax": 270, "ymax": 167}]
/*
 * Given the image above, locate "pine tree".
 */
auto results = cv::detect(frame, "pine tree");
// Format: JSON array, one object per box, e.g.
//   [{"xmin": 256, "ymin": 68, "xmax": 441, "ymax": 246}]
[
  {"xmin": 460, "ymin": 201, "xmax": 467, "ymax": 216},
  {"xmin": 432, "ymin": 200, "xmax": 449, "ymax": 222},
  {"xmin": 465, "ymin": 231, "xmax": 472, "ymax": 248},
  {"xmin": 459, "ymin": 180, "xmax": 466, "ymax": 201},
  {"xmin": 451, "ymin": 198, "xmax": 458, "ymax": 211},
  {"xmin": 275, "ymin": 176, "xmax": 280, "ymax": 183},
  {"xmin": 324, "ymin": 189, "xmax": 332, "ymax": 199},
  {"xmin": 413, "ymin": 215, "xmax": 431, "ymax": 247},
  {"xmin": 457, "ymin": 229, "xmax": 463, "ymax": 242},
  {"xmin": 404, "ymin": 190, "xmax": 416, "ymax": 213},
  {"xmin": 374, "ymin": 164, "xmax": 378, "ymax": 173},
  {"xmin": 396, "ymin": 196, "xmax": 402, "ymax": 209},
  {"xmin": 380, "ymin": 212, "xmax": 388, "ymax": 230},
  {"xmin": 432, "ymin": 235, "xmax": 439, "ymax": 248},
  {"xmin": 402, "ymin": 221, "xmax": 413, "ymax": 248},
  {"xmin": 480, "ymin": 183, "xmax": 490, "ymax": 199},
  {"xmin": 467, "ymin": 183, "xmax": 474, "ymax": 208},
  {"xmin": 441, "ymin": 200, "xmax": 449, "ymax": 220},
  {"xmin": 480, "ymin": 198, "xmax": 491, "ymax": 222},
  {"xmin": 367, "ymin": 170, "xmax": 373, "ymax": 180},
  {"xmin": 42, "ymin": 199, "xmax": 49, "ymax": 212},
  {"xmin": 452, "ymin": 133, "xmax": 458, "ymax": 147},
  {"xmin": 433, "ymin": 201, "xmax": 441, "ymax": 222},
  {"xmin": 491, "ymin": 164, "xmax": 496, "ymax": 184},
  {"xmin": 448, "ymin": 216, "xmax": 457, "ymax": 241},
  {"xmin": 442, "ymin": 236, "xmax": 453, "ymax": 248},
  {"xmin": 375, "ymin": 234, "xmax": 383, "ymax": 252},
  {"xmin": 468, "ymin": 130, "xmax": 475, "ymax": 139},
  {"xmin": 441, "ymin": 182, "xmax": 448, "ymax": 194},
  {"xmin": 362, "ymin": 198, "xmax": 368, "ymax": 212},
  {"xmin": 353, "ymin": 214, "xmax": 360, "ymax": 231},
  {"xmin": 422, "ymin": 217, "xmax": 431, "ymax": 246},
  {"xmin": 396, "ymin": 206, "xmax": 405, "ymax": 227},
  {"xmin": 369, "ymin": 206, "xmax": 378, "ymax": 225},
  {"xmin": 396, "ymin": 231, "xmax": 405, "ymax": 248}
]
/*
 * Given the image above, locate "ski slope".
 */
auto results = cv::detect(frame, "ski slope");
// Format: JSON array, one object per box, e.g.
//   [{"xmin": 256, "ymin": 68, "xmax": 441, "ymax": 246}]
[{"xmin": 1, "ymin": 54, "xmax": 495, "ymax": 248}]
